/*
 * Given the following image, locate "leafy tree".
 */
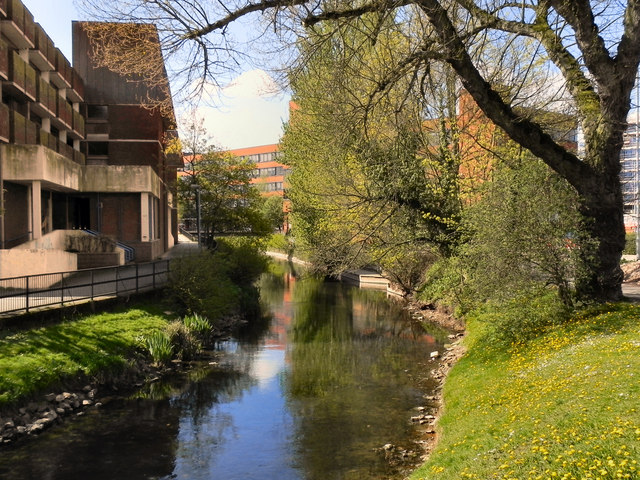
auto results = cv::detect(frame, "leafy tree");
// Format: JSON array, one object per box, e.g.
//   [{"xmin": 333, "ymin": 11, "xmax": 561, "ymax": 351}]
[
  {"xmin": 260, "ymin": 195, "xmax": 285, "ymax": 232},
  {"xmin": 281, "ymin": 20, "xmax": 463, "ymax": 280},
  {"xmin": 178, "ymin": 151, "xmax": 269, "ymax": 238},
  {"xmin": 462, "ymin": 155, "xmax": 596, "ymax": 307},
  {"xmin": 78, "ymin": 0, "xmax": 640, "ymax": 301}
]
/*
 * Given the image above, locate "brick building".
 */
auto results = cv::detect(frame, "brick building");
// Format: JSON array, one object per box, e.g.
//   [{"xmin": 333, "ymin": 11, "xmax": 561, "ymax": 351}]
[{"xmin": 0, "ymin": 0, "xmax": 179, "ymax": 278}]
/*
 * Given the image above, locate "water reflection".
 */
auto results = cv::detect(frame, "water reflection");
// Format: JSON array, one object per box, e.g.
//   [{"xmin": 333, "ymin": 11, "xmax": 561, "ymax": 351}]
[{"xmin": 0, "ymin": 260, "xmax": 448, "ymax": 480}]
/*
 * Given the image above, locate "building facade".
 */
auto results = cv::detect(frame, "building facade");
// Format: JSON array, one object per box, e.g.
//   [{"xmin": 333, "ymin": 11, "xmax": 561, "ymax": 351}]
[
  {"xmin": 0, "ymin": 1, "xmax": 179, "ymax": 278},
  {"xmin": 228, "ymin": 144, "xmax": 289, "ymax": 197},
  {"xmin": 621, "ymin": 122, "xmax": 640, "ymax": 232},
  {"xmin": 228, "ymin": 144, "xmax": 291, "ymax": 231}
]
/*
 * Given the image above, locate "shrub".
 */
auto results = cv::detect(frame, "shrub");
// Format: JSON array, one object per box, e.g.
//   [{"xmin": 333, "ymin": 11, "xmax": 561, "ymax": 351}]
[
  {"xmin": 167, "ymin": 238, "xmax": 269, "ymax": 322},
  {"xmin": 168, "ymin": 251, "xmax": 241, "ymax": 320},
  {"xmin": 183, "ymin": 313, "xmax": 213, "ymax": 344},
  {"xmin": 165, "ymin": 321, "xmax": 201, "ymax": 361},
  {"xmin": 472, "ymin": 288, "xmax": 571, "ymax": 346},
  {"xmin": 144, "ymin": 331, "xmax": 174, "ymax": 366}
]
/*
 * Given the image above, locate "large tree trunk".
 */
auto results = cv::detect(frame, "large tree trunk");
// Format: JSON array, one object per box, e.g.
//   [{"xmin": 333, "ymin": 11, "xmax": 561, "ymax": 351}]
[{"xmin": 574, "ymin": 166, "xmax": 626, "ymax": 301}]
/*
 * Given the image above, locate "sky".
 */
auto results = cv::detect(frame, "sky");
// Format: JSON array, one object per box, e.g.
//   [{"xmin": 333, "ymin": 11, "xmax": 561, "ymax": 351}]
[{"xmin": 21, "ymin": 0, "xmax": 291, "ymax": 150}]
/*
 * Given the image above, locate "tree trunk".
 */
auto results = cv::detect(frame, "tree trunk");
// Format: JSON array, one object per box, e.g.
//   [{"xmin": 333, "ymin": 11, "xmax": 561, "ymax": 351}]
[{"xmin": 575, "ymin": 175, "xmax": 625, "ymax": 301}]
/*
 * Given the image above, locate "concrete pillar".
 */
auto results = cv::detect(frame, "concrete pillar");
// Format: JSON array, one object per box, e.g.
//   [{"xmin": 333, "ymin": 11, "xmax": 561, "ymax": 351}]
[
  {"xmin": 141, "ymin": 193, "xmax": 150, "ymax": 241},
  {"xmin": 31, "ymin": 181, "xmax": 42, "ymax": 240}
]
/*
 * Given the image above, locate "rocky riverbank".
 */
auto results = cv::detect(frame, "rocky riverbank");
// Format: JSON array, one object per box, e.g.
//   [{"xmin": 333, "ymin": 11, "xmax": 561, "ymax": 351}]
[{"xmin": 373, "ymin": 300, "xmax": 466, "ymax": 477}]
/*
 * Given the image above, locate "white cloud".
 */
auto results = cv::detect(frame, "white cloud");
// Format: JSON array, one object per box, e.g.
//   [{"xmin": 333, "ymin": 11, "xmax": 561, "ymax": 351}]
[
  {"xmin": 222, "ymin": 69, "xmax": 282, "ymax": 99},
  {"xmin": 183, "ymin": 69, "xmax": 290, "ymax": 150}
]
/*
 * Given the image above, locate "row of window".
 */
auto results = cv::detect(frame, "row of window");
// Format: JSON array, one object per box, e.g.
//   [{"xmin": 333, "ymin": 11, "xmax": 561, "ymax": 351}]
[
  {"xmin": 245, "ymin": 151, "xmax": 283, "ymax": 163},
  {"xmin": 252, "ymin": 166, "xmax": 288, "ymax": 177},
  {"xmin": 262, "ymin": 182, "xmax": 284, "ymax": 192}
]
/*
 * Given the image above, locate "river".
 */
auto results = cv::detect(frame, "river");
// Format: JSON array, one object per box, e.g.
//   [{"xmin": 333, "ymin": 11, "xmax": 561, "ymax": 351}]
[{"xmin": 0, "ymin": 260, "xmax": 449, "ymax": 479}]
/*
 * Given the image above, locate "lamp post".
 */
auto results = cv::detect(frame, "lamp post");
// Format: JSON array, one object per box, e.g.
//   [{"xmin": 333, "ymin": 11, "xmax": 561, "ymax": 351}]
[
  {"xmin": 636, "ymin": 72, "xmax": 640, "ymax": 260},
  {"xmin": 191, "ymin": 184, "xmax": 201, "ymax": 247}
]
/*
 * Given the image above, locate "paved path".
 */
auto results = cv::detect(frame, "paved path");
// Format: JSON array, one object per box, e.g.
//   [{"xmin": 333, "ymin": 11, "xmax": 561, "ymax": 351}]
[{"xmin": 622, "ymin": 282, "xmax": 640, "ymax": 301}]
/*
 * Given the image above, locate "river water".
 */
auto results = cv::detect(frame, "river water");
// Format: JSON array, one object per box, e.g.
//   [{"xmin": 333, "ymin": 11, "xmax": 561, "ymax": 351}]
[{"xmin": 0, "ymin": 261, "xmax": 449, "ymax": 479}]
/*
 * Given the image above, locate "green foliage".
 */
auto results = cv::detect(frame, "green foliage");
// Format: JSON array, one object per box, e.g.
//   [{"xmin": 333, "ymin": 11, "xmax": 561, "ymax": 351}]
[
  {"xmin": 624, "ymin": 232, "xmax": 636, "ymax": 255},
  {"xmin": 260, "ymin": 195, "xmax": 285, "ymax": 231},
  {"xmin": 460, "ymin": 157, "xmax": 594, "ymax": 307},
  {"xmin": 165, "ymin": 320, "xmax": 201, "ymax": 361},
  {"xmin": 168, "ymin": 251, "xmax": 241, "ymax": 320},
  {"xmin": 282, "ymin": 18, "xmax": 463, "ymax": 275},
  {"xmin": 265, "ymin": 233, "xmax": 294, "ymax": 255},
  {"xmin": 143, "ymin": 330, "xmax": 174, "ymax": 366},
  {"xmin": 472, "ymin": 288, "xmax": 571, "ymax": 346},
  {"xmin": 178, "ymin": 131, "xmax": 271, "ymax": 237},
  {"xmin": 182, "ymin": 313, "xmax": 213, "ymax": 344},
  {"xmin": 418, "ymin": 256, "xmax": 471, "ymax": 313},
  {"xmin": 378, "ymin": 243, "xmax": 438, "ymax": 294},
  {"xmin": 0, "ymin": 307, "xmax": 169, "ymax": 406},
  {"xmin": 167, "ymin": 237, "xmax": 269, "ymax": 320}
]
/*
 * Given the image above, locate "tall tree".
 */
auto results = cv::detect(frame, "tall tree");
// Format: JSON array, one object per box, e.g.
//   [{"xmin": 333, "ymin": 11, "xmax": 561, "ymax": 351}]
[
  {"xmin": 177, "ymin": 114, "xmax": 269, "ymax": 237},
  {"xmin": 79, "ymin": 0, "xmax": 640, "ymax": 301}
]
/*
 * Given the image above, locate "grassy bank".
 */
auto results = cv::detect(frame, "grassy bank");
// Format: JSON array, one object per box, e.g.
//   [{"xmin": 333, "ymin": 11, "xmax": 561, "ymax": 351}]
[
  {"xmin": 411, "ymin": 302, "xmax": 640, "ymax": 480},
  {"xmin": 0, "ymin": 305, "xmax": 170, "ymax": 408}
]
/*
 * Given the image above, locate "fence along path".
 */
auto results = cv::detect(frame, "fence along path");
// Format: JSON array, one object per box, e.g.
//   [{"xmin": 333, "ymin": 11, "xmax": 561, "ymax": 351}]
[{"xmin": 0, "ymin": 260, "xmax": 171, "ymax": 317}]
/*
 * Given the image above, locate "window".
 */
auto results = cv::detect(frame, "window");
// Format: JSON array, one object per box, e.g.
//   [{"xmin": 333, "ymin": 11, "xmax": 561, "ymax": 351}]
[
  {"xmin": 87, "ymin": 105, "xmax": 108, "ymax": 120},
  {"xmin": 88, "ymin": 142, "xmax": 109, "ymax": 156}
]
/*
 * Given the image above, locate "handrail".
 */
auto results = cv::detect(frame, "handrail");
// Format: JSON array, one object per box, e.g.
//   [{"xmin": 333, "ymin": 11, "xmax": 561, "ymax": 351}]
[
  {"xmin": 0, "ymin": 259, "xmax": 170, "ymax": 317},
  {"xmin": 83, "ymin": 229, "xmax": 135, "ymax": 263}
]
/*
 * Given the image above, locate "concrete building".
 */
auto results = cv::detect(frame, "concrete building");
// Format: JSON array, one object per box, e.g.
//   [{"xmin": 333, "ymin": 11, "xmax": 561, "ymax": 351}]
[
  {"xmin": 621, "ymin": 122, "xmax": 640, "ymax": 232},
  {"xmin": 0, "ymin": 1, "xmax": 179, "ymax": 278}
]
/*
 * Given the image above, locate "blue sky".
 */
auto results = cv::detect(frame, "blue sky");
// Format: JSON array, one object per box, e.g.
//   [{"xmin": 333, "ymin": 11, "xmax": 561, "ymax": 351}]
[{"xmin": 21, "ymin": 0, "xmax": 290, "ymax": 149}]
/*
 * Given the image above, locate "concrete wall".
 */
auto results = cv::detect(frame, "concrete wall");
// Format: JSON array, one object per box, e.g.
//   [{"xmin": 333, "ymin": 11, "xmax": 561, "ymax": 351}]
[
  {"xmin": 82, "ymin": 165, "xmax": 161, "ymax": 196},
  {"xmin": 14, "ymin": 229, "xmax": 69, "ymax": 250},
  {"xmin": 77, "ymin": 251, "xmax": 124, "ymax": 269},
  {"xmin": 0, "ymin": 249, "xmax": 77, "ymax": 280}
]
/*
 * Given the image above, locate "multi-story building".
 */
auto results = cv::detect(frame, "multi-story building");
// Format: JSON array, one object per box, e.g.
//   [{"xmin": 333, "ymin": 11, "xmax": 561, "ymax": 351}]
[
  {"xmin": 229, "ymin": 144, "xmax": 291, "ymax": 231},
  {"xmin": 621, "ymin": 122, "xmax": 640, "ymax": 232},
  {"xmin": 229, "ymin": 144, "xmax": 289, "ymax": 197},
  {"xmin": 0, "ymin": 0, "xmax": 179, "ymax": 278}
]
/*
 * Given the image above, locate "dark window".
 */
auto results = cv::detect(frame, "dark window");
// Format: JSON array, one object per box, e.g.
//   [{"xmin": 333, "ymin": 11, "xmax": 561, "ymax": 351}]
[
  {"xmin": 87, "ymin": 105, "xmax": 108, "ymax": 120},
  {"xmin": 88, "ymin": 141, "xmax": 109, "ymax": 156}
]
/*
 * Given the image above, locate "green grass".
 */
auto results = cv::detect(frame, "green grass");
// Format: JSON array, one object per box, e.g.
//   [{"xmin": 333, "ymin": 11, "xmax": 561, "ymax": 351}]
[
  {"xmin": 625, "ymin": 232, "xmax": 637, "ymax": 256},
  {"xmin": 0, "ymin": 306, "xmax": 171, "ymax": 407},
  {"xmin": 411, "ymin": 302, "xmax": 640, "ymax": 480}
]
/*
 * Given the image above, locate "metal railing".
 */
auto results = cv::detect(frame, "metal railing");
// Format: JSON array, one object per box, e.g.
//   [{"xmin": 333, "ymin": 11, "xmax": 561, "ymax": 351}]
[
  {"xmin": 0, "ymin": 259, "xmax": 170, "ymax": 316},
  {"xmin": 83, "ymin": 229, "xmax": 136, "ymax": 263}
]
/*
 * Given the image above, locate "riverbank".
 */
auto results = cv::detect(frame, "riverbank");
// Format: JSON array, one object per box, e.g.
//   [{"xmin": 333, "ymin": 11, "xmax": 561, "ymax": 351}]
[
  {"xmin": 409, "ymin": 301, "xmax": 640, "ymax": 479},
  {"xmin": 0, "ymin": 304, "xmax": 173, "ymax": 444}
]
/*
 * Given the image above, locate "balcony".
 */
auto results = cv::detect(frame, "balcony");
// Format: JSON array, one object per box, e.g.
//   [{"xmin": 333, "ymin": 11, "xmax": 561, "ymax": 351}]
[
  {"xmin": 0, "ymin": 37, "xmax": 8, "ymax": 81},
  {"xmin": 38, "ymin": 129, "xmax": 56, "ymax": 151},
  {"xmin": 30, "ymin": 24, "xmax": 55, "ymax": 71},
  {"xmin": 6, "ymin": 50, "xmax": 37, "ymax": 101},
  {"xmin": 50, "ymin": 48, "xmax": 71, "ymax": 89},
  {"xmin": 25, "ymin": 61, "xmax": 36, "ymax": 100},
  {"xmin": 2, "ymin": 0, "xmax": 33, "ymax": 49},
  {"xmin": 10, "ymin": 109, "xmax": 37, "ymax": 145},
  {"xmin": 72, "ymin": 109, "xmax": 85, "ymax": 137},
  {"xmin": 5, "ymin": 50, "xmax": 35, "ymax": 101},
  {"xmin": 8, "ymin": 50, "xmax": 25, "ymax": 93},
  {"xmin": 71, "ymin": 70, "xmax": 84, "ymax": 101},
  {"xmin": 57, "ymin": 95, "xmax": 72, "ymax": 129},
  {"xmin": 0, "ymin": 102, "xmax": 9, "ymax": 142},
  {"xmin": 35, "ymin": 76, "xmax": 56, "ymax": 115}
]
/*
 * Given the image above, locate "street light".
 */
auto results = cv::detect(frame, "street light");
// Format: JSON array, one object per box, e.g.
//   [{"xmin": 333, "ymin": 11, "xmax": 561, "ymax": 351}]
[{"xmin": 191, "ymin": 183, "xmax": 201, "ymax": 247}]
